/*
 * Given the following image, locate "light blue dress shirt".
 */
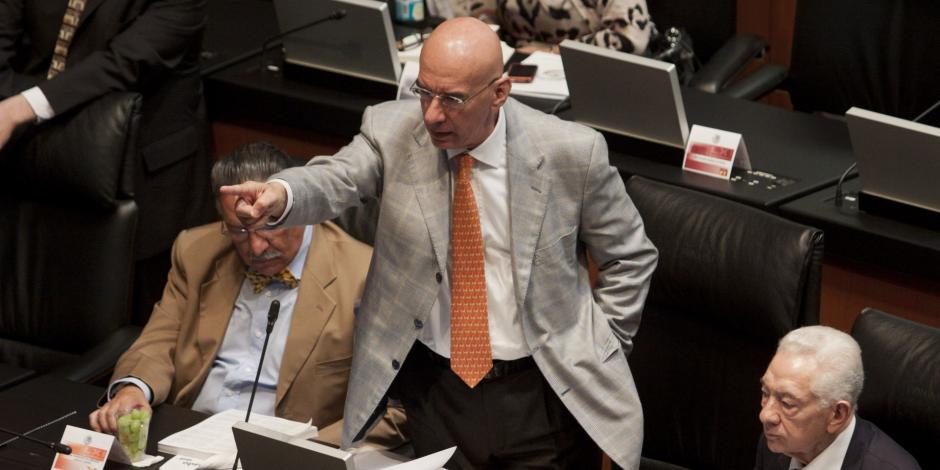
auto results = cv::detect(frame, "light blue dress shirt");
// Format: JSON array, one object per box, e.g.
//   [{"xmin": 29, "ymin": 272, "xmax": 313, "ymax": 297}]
[{"xmin": 110, "ymin": 226, "xmax": 313, "ymax": 418}]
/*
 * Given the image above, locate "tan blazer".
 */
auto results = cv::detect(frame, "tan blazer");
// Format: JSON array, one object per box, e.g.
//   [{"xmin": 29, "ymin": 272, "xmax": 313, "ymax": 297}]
[{"xmin": 110, "ymin": 221, "xmax": 405, "ymax": 448}]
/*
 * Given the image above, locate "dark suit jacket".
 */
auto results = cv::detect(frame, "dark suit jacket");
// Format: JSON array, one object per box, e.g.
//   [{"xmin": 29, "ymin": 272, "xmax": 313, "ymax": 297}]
[
  {"xmin": 755, "ymin": 417, "xmax": 922, "ymax": 470},
  {"xmin": 0, "ymin": 0, "xmax": 212, "ymax": 258}
]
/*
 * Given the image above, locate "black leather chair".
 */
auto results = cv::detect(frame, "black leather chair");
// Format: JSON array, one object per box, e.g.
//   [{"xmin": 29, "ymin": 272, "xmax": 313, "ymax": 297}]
[
  {"xmin": 624, "ymin": 176, "xmax": 823, "ymax": 470},
  {"xmin": 0, "ymin": 92, "xmax": 143, "ymax": 385},
  {"xmin": 851, "ymin": 308, "xmax": 940, "ymax": 469},
  {"xmin": 789, "ymin": 0, "xmax": 940, "ymax": 119},
  {"xmin": 646, "ymin": 0, "xmax": 787, "ymax": 100}
]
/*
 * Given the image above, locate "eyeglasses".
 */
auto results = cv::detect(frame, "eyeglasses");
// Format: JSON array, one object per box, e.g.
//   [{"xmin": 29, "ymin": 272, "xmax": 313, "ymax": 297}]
[
  {"xmin": 220, "ymin": 222, "xmax": 281, "ymax": 241},
  {"xmin": 410, "ymin": 76, "xmax": 502, "ymax": 109}
]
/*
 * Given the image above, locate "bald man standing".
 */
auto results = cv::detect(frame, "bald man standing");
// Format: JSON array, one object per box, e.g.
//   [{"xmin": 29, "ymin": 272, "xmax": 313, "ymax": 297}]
[{"xmin": 222, "ymin": 18, "xmax": 657, "ymax": 469}]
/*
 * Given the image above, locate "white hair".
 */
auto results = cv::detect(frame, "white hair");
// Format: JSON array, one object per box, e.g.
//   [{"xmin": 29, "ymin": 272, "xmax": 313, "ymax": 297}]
[{"xmin": 777, "ymin": 325, "xmax": 864, "ymax": 408}]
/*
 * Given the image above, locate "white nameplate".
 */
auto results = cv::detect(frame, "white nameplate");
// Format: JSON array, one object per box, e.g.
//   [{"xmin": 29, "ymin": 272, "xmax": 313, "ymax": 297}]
[
  {"xmin": 682, "ymin": 124, "xmax": 752, "ymax": 179},
  {"xmin": 51, "ymin": 425, "xmax": 113, "ymax": 470}
]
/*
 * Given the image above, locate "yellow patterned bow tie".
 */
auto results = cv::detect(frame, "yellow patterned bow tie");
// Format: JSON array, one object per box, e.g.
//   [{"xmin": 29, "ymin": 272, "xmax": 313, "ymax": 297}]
[{"xmin": 245, "ymin": 269, "xmax": 299, "ymax": 294}]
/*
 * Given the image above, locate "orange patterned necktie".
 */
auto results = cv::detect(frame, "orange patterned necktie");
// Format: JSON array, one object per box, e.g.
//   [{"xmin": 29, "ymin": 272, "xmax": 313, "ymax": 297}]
[
  {"xmin": 245, "ymin": 269, "xmax": 299, "ymax": 294},
  {"xmin": 450, "ymin": 153, "xmax": 492, "ymax": 388}
]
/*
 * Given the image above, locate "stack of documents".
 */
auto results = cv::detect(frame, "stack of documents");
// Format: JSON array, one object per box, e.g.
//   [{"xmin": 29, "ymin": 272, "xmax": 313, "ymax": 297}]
[
  {"xmin": 508, "ymin": 51, "xmax": 569, "ymax": 100},
  {"xmin": 157, "ymin": 409, "xmax": 316, "ymax": 460}
]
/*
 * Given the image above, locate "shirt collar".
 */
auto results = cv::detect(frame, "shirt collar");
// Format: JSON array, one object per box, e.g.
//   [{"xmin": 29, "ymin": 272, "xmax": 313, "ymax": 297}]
[
  {"xmin": 789, "ymin": 415, "xmax": 857, "ymax": 470},
  {"xmin": 285, "ymin": 225, "xmax": 313, "ymax": 280},
  {"xmin": 445, "ymin": 107, "xmax": 506, "ymax": 169}
]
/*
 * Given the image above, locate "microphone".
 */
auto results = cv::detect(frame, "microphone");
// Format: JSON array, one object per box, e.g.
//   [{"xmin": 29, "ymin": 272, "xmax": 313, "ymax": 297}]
[
  {"xmin": 259, "ymin": 10, "xmax": 347, "ymax": 71},
  {"xmin": 232, "ymin": 299, "xmax": 280, "ymax": 470},
  {"xmin": 200, "ymin": 10, "xmax": 346, "ymax": 77},
  {"xmin": 0, "ymin": 426, "xmax": 72, "ymax": 454}
]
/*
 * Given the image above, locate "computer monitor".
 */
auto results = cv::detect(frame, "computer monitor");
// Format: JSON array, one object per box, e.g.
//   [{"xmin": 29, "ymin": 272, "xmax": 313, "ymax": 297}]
[
  {"xmin": 846, "ymin": 107, "xmax": 940, "ymax": 220},
  {"xmin": 273, "ymin": 0, "xmax": 401, "ymax": 85},
  {"xmin": 559, "ymin": 39, "xmax": 689, "ymax": 148}
]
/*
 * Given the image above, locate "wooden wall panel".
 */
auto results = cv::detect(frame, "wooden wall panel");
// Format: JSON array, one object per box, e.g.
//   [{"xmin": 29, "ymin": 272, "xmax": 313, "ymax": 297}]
[
  {"xmin": 820, "ymin": 257, "xmax": 940, "ymax": 332},
  {"xmin": 210, "ymin": 119, "xmax": 346, "ymax": 161}
]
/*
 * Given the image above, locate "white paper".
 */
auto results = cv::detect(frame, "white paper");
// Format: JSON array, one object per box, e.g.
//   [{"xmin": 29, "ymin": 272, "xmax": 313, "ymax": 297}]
[
  {"xmin": 508, "ymin": 52, "xmax": 569, "ymax": 100},
  {"xmin": 157, "ymin": 409, "xmax": 315, "ymax": 460},
  {"xmin": 353, "ymin": 446, "xmax": 454, "ymax": 470},
  {"xmin": 160, "ymin": 455, "xmax": 205, "ymax": 469}
]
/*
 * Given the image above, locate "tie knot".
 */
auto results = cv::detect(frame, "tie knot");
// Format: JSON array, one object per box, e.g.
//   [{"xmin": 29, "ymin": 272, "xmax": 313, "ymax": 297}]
[
  {"xmin": 457, "ymin": 153, "xmax": 475, "ymax": 172},
  {"xmin": 246, "ymin": 269, "xmax": 299, "ymax": 294}
]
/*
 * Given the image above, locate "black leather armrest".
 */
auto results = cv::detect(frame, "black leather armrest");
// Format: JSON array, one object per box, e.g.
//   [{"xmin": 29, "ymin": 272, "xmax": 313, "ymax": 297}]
[
  {"xmin": 49, "ymin": 325, "xmax": 142, "ymax": 384},
  {"xmin": 719, "ymin": 63, "xmax": 788, "ymax": 100},
  {"xmin": 688, "ymin": 34, "xmax": 768, "ymax": 94}
]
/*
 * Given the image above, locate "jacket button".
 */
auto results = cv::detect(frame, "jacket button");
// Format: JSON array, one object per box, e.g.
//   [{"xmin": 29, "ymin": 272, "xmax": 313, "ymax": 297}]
[
  {"xmin": 414, "ymin": 319, "xmax": 424, "ymax": 329},
  {"xmin": 435, "ymin": 272, "xmax": 443, "ymax": 283},
  {"xmin": 392, "ymin": 359, "xmax": 400, "ymax": 370}
]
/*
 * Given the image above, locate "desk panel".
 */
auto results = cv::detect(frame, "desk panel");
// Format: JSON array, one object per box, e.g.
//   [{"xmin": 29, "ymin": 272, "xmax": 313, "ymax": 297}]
[{"xmin": 0, "ymin": 375, "xmax": 204, "ymax": 470}]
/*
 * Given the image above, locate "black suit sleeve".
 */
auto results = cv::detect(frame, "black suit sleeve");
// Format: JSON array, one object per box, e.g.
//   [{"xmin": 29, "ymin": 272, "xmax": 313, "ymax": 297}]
[
  {"xmin": 0, "ymin": 0, "xmax": 26, "ymax": 98},
  {"xmin": 37, "ymin": 0, "xmax": 206, "ymax": 115}
]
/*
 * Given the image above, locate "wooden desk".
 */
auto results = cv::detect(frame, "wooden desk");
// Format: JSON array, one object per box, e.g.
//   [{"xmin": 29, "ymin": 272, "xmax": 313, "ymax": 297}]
[{"xmin": 780, "ymin": 178, "xmax": 940, "ymax": 330}]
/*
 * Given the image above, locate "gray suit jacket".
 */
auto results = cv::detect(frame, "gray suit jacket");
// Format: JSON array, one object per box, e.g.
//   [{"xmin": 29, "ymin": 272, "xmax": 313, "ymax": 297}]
[{"xmin": 274, "ymin": 98, "xmax": 658, "ymax": 468}]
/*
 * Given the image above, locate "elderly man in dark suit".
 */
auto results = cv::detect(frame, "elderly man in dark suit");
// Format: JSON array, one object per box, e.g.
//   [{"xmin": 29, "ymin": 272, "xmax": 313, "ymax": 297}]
[
  {"xmin": 757, "ymin": 325, "xmax": 921, "ymax": 470},
  {"xmin": 0, "ymin": 0, "xmax": 213, "ymax": 320}
]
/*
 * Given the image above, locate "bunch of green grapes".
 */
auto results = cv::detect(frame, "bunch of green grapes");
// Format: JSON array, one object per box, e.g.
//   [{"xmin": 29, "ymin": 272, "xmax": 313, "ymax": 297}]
[{"xmin": 117, "ymin": 408, "xmax": 151, "ymax": 460}]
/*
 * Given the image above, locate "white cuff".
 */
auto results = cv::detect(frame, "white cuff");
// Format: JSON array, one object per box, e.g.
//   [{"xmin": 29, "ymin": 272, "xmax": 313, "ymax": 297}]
[
  {"xmin": 267, "ymin": 179, "xmax": 293, "ymax": 226},
  {"xmin": 21, "ymin": 87, "xmax": 55, "ymax": 122},
  {"xmin": 108, "ymin": 377, "xmax": 154, "ymax": 404}
]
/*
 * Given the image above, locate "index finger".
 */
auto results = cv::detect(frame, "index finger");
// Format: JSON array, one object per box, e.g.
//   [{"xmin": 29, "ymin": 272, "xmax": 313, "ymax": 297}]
[{"xmin": 219, "ymin": 181, "xmax": 267, "ymax": 203}]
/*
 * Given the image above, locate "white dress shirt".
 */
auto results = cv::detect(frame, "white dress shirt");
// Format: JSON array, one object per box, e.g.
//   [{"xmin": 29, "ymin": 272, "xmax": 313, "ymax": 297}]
[
  {"xmin": 21, "ymin": 87, "xmax": 55, "ymax": 122},
  {"xmin": 110, "ymin": 226, "xmax": 313, "ymax": 417},
  {"xmin": 274, "ymin": 108, "xmax": 528, "ymax": 360},
  {"xmin": 417, "ymin": 107, "xmax": 529, "ymax": 360},
  {"xmin": 790, "ymin": 415, "xmax": 857, "ymax": 470}
]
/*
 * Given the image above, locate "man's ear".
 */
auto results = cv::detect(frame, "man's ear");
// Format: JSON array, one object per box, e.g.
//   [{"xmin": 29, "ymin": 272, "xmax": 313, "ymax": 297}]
[
  {"xmin": 827, "ymin": 401, "xmax": 853, "ymax": 434},
  {"xmin": 493, "ymin": 76, "xmax": 511, "ymax": 107}
]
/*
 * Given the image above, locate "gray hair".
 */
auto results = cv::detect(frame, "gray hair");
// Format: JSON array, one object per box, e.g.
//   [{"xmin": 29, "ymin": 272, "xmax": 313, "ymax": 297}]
[
  {"xmin": 777, "ymin": 325, "xmax": 864, "ymax": 408},
  {"xmin": 210, "ymin": 141, "xmax": 295, "ymax": 211}
]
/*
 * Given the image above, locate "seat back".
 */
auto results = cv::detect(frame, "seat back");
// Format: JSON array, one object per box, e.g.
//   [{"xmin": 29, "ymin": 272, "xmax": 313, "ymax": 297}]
[
  {"xmin": 625, "ymin": 176, "xmax": 823, "ymax": 470},
  {"xmin": 790, "ymin": 1, "xmax": 940, "ymax": 119},
  {"xmin": 0, "ymin": 93, "xmax": 141, "ymax": 373},
  {"xmin": 851, "ymin": 308, "xmax": 940, "ymax": 469}
]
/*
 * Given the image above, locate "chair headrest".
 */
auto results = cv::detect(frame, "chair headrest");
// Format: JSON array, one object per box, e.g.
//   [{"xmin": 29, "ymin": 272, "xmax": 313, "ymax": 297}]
[
  {"xmin": 0, "ymin": 92, "xmax": 141, "ymax": 210},
  {"xmin": 852, "ymin": 308, "xmax": 940, "ymax": 468},
  {"xmin": 626, "ymin": 176, "xmax": 823, "ymax": 340}
]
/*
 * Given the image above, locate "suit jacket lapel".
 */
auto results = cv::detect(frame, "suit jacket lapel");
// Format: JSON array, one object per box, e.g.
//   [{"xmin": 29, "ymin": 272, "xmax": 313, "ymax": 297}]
[
  {"xmin": 276, "ymin": 225, "xmax": 338, "ymax": 406},
  {"xmin": 183, "ymin": 251, "xmax": 242, "ymax": 403},
  {"xmin": 409, "ymin": 123, "xmax": 451, "ymax": 274},
  {"xmin": 76, "ymin": 0, "xmax": 108, "ymax": 30},
  {"xmin": 505, "ymin": 102, "xmax": 550, "ymax": 305}
]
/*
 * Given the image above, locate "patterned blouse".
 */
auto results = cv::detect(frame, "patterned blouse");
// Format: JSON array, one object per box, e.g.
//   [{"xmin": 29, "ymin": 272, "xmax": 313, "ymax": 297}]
[{"xmin": 447, "ymin": 0, "xmax": 654, "ymax": 54}]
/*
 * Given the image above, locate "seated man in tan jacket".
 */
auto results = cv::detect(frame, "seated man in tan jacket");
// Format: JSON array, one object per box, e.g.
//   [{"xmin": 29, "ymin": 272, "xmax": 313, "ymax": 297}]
[{"xmin": 89, "ymin": 142, "xmax": 405, "ymax": 448}]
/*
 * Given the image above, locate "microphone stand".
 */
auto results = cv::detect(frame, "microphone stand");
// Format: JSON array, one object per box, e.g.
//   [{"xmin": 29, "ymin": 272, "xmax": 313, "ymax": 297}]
[
  {"xmin": 200, "ymin": 10, "xmax": 346, "ymax": 77},
  {"xmin": 0, "ymin": 426, "xmax": 72, "ymax": 454},
  {"xmin": 259, "ymin": 9, "xmax": 347, "ymax": 72},
  {"xmin": 231, "ymin": 299, "xmax": 281, "ymax": 470}
]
